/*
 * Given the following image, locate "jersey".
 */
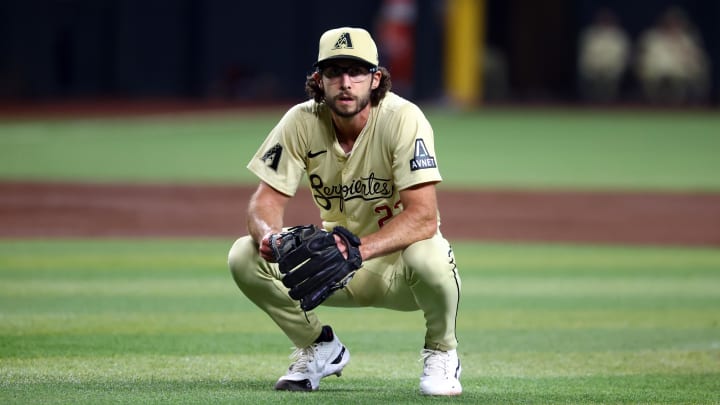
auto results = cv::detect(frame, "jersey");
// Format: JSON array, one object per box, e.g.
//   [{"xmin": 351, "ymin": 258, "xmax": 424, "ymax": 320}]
[{"xmin": 247, "ymin": 92, "xmax": 442, "ymax": 237}]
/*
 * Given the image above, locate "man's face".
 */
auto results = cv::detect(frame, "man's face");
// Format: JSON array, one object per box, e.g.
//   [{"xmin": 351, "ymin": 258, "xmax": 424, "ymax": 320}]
[{"xmin": 317, "ymin": 60, "xmax": 379, "ymax": 118}]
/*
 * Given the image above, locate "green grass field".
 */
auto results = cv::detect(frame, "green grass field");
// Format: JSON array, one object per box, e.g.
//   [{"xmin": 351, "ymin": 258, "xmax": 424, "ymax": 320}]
[
  {"xmin": 1, "ymin": 108, "xmax": 719, "ymax": 403},
  {"xmin": 0, "ymin": 108, "xmax": 719, "ymax": 190},
  {"xmin": 1, "ymin": 240, "xmax": 719, "ymax": 404}
]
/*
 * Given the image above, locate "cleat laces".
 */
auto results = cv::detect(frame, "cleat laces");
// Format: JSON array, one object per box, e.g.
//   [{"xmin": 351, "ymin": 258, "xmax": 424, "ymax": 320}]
[
  {"xmin": 288, "ymin": 345, "xmax": 317, "ymax": 373},
  {"xmin": 421, "ymin": 349, "xmax": 453, "ymax": 377}
]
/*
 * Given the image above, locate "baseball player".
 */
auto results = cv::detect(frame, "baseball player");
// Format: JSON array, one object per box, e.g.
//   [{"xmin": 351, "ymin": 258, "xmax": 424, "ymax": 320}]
[{"xmin": 228, "ymin": 27, "xmax": 462, "ymax": 396}]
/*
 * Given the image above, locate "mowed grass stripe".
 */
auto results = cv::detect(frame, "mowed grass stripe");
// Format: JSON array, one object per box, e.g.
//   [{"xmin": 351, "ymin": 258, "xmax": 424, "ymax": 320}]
[
  {"xmin": 0, "ymin": 239, "xmax": 231, "ymax": 279},
  {"xmin": 0, "ymin": 255, "xmax": 223, "ymax": 274},
  {"xmin": 2, "ymin": 351, "xmax": 717, "ymax": 382},
  {"xmin": 0, "ymin": 311, "xmax": 427, "ymax": 335},
  {"xmin": 460, "ymin": 309, "xmax": 720, "ymax": 329},
  {"xmin": 2, "ymin": 309, "xmax": 717, "ymax": 336},
  {"xmin": 0, "ymin": 279, "xmax": 235, "ymax": 296},
  {"xmin": 463, "ymin": 278, "xmax": 720, "ymax": 296},
  {"xmin": 2, "ymin": 328, "xmax": 717, "ymax": 357},
  {"xmin": 3, "ymin": 239, "xmax": 719, "ymax": 259},
  {"xmin": 459, "ymin": 243, "xmax": 720, "ymax": 272},
  {"xmin": 3, "ymin": 276, "xmax": 718, "ymax": 297},
  {"xmin": 2, "ymin": 375, "xmax": 718, "ymax": 405},
  {"xmin": 3, "ymin": 241, "xmax": 719, "ymax": 275}
]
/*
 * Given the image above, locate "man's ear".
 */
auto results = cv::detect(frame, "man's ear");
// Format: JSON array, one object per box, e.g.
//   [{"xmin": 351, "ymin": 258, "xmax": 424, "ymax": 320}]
[
  {"xmin": 313, "ymin": 71, "xmax": 323, "ymax": 89},
  {"xmin": 371, "ymin": 70, "xmax": 382, "ymax": 90}
]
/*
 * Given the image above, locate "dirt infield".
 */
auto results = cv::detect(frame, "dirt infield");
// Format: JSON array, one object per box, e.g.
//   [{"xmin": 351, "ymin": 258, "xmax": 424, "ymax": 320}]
[{"xmin": 2, "ymin": 181, "xmax": 719, "ymax": 246}]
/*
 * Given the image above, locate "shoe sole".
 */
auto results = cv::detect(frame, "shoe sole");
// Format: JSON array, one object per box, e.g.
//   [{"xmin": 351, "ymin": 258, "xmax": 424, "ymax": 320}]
[{"xmin": 274, "ymin": 379, "xmax": 315, "ymax": 391}]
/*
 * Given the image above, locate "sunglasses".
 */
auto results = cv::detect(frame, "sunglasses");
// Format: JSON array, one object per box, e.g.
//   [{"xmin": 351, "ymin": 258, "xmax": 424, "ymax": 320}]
[{"xmin": 321, "ymin": 65, "xmax": 378, "ymax": 83}]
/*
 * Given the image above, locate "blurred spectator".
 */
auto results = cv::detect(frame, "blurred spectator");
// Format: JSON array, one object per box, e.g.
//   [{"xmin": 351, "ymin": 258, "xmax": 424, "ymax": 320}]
[
  {"xmin": 375, "ymin": 0, "xmax": 417, "ymax": 97},
  {"xmin": 635, "ymin": 7, "xmax": 711, "ymax": 105},
  {"xmin": 483, "ymin": 46, "xmax": 510, "ymax": 102},
  {"xmin": 577, "ymin": 8, "xmax": 631, "ymax": 103}
]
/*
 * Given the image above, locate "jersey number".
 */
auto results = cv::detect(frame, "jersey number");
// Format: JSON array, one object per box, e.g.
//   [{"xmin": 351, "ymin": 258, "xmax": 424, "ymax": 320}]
[{"xmin": 374, "ymin": 201, "xmax": 403, "ymax": 228}]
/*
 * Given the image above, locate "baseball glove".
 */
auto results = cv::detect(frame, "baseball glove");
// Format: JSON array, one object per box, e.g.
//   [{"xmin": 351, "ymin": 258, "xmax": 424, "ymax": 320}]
[{"xmin": 269, "ymin": 224, "xmax": 362, "ymax": 311}]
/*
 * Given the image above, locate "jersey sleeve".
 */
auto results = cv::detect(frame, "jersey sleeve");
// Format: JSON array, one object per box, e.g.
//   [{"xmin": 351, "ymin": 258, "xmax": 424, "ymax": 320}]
[
  {"xmin": 390, "ymin": 103, "xmax": 443, "ymax": 190},
  {"xmin": 246, "ymin": 104, "xmax": 308, "ymax": 196}
]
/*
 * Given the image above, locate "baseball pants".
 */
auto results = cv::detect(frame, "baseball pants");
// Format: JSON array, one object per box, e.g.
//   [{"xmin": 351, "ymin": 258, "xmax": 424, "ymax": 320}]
[{"xmin": 228, "ymin": 231, "xmax": 461, "ymax": 350}]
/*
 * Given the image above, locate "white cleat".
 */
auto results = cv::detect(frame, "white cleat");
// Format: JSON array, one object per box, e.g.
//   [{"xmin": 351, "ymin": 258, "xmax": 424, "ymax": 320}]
[
  {"xmin": 274, "ymin": 327, "xmax": 350, "ymax": 391},
  {"xmin": 419, "ymin": 348, "xmax": 462, "ymax": 396}
]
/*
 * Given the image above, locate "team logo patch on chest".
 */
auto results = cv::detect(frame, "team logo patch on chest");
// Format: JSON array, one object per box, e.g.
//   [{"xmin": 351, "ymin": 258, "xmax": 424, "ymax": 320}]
[{"xmin": 410, "ymin": 139, "xmax": 437, "ymax": 171}]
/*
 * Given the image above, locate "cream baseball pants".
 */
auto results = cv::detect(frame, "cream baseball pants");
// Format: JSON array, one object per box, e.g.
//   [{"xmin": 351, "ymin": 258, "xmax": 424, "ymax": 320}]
[{"xmin": 228, "ymin": 232, "xmax": 461, "ymax": 350}]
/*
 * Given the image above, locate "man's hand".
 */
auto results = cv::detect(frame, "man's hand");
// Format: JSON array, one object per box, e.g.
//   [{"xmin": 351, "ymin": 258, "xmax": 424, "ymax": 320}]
[{"xmin": 259, "ymin": 232, "xmax": 278, "ymax": 262}]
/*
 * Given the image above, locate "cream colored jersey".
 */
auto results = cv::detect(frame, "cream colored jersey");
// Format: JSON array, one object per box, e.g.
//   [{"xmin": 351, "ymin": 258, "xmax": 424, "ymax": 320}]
[{"xmin": 247, "ymin": 92, "xmax": 442, "ymax": 237}]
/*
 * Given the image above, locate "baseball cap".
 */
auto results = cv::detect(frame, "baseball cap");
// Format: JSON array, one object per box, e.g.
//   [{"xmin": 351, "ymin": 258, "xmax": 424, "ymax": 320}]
[{"xmin": 315, "ymin": 27, "xmax": 379, "ymax": 68}]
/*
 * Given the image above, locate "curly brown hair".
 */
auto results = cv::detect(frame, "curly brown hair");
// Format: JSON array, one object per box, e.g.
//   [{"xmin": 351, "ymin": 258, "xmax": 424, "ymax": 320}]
[{"xmin": 304, "ymin": 66, "xmax": 392, "ymax": 106}]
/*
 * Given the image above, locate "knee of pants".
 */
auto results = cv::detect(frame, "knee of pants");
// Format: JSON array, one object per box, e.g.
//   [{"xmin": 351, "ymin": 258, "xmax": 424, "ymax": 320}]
[
  {"xmin": 401, "ymin": 236, "xmax": 456, "ymax": 287},
  {"xmin": 228, "ymin": 235, "xmax": 263, "ymax": 288}
]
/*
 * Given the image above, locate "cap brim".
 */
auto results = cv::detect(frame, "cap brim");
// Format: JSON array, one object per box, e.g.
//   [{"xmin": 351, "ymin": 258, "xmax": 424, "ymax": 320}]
[{"xmin": 314, "ymin": 55, "xmax": 377, "ymax": 68}]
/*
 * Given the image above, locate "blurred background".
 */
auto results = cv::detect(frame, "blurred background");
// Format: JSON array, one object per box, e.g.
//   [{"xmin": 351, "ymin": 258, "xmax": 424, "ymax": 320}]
[{"xmin": 1, "ymin": 0, "xmax": 718, "ymax": 108}]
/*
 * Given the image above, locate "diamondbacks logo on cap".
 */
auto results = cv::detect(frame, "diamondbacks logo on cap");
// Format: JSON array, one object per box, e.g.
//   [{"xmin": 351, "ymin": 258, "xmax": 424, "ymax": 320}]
[{"xmin": 333, "ymin": 32, "xmax": 353, "ymax": 49}]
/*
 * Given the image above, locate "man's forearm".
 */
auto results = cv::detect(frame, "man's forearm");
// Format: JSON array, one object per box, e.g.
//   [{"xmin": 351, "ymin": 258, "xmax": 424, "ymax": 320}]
[
  {"xmin": 246, "ymin": 184, "xmax": 287, "ymax": 244},
  {"xmin": 359, "ymin": 206, "xmax": 437, "ymax": 261},
  {"xmin": 247, "ymin": 203, "xmax": 283, "ymax": 244}
]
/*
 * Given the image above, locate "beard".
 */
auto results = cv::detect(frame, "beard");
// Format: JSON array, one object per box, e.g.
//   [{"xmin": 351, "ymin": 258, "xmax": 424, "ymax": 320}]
[{"xmin": 325, "ymin": 90, "xmax": 372, "ymax": 118}]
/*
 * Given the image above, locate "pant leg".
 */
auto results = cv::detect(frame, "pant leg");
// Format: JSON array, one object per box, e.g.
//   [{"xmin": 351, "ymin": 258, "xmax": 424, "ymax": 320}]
[
  {"xmin": 323, "ymin": 250, "xmax": 412, "ymax": 308},
  {"xmin": 329, "ymin": 232, "xmax": 461, "ymax": 351},
  {"xmin": 228, "ymin": 232, "xmax": 461, "ymax": 351},
  {"xmin": 402, "ymin": 233, "xmax": 461, "ymax": 351},
  {"xmin": 227, "ymin": 236, "xmax": 322, "ymax": 348}
]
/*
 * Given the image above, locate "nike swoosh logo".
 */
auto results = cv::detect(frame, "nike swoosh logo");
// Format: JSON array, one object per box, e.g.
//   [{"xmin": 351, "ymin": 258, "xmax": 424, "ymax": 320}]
[
  {"xmin": 307, "ymin": 150, "xmax": 327, "ymax": 158},
  {"xmin": 331, "ymin": 346, "xmax": 346, "ymax": 364}
]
